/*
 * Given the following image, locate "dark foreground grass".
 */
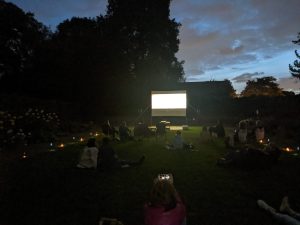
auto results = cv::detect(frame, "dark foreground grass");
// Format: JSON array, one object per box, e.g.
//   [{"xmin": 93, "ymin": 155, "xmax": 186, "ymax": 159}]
[{"xmin": 1, "ymin": 127, "xmax": 300, "ymax": 225}]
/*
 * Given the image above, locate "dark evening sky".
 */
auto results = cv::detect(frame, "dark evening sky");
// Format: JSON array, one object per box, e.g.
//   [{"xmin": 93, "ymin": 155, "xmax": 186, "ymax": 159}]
[{"xmin": 9, "ymin": 0, "xmax": 300, "ymax": 93}]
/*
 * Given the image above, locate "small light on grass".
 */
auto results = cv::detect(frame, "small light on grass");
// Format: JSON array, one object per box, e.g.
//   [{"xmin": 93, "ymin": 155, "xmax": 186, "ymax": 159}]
[
  {"xmin": 72, "ymin": 136, "xmax": 76, "ymax": 140},
  {"xmin": 283, "ymin": 147, "xmax": 294, "ymax": 152},
  {"xmin": 80, "ymin": 137, "xmax": 84, "ymax": 142},
  {"xmin": 58, "ymin": 143, "xmax": 64, "ymax": 148}
]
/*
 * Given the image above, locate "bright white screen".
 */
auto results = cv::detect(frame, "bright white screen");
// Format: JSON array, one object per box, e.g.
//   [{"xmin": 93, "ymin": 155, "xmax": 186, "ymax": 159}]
[{"xmin": 151, "ymin": 91, "xmax": 186, "ymax": 116}]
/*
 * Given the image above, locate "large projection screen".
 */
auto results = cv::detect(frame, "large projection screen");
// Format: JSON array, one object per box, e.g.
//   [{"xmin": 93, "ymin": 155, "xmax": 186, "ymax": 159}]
[{"xmin": 151, "ymin": 90, "xmax": 187, "ymax": 117}]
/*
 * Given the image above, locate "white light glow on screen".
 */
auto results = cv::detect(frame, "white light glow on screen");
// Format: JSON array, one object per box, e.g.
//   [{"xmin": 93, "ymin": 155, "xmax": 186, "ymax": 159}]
[{"xmin": 152, "ymin": 93, "xmax": 186, "ymax": 109}]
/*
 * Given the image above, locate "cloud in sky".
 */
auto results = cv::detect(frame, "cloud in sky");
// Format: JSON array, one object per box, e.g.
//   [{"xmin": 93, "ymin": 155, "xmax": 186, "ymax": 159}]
[
  {"xmin": 170, "ymin": 0, "xmax": 300, "ymax": 91},
  {"xmin": 232, "ymin": 72, "xmax": 264, "ymax": 83},
  {"xmin": 9, "ymin": 0, "xmax": 300, "ymax": 92},
  {"xmin": 278, "ymin": 77, "xmax": 300, "ymax": 93}
]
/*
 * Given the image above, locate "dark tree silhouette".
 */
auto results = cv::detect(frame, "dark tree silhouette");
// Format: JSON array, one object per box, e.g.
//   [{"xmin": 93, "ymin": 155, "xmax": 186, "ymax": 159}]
[
  {"xmin": 0, "ymin": 0, "xmax": 49, "ymax": 93},
  {"xmin": 105, "ymin": 0, "xmax": 184, "ymax": 87},
  {"xmin": 241, "ymin": 76, "xmax": 283, "ymax": 97},
  {"xmin": 289, "ymin": 32, "xmax": 300, "ymax": 79},
  {"xmin": 0, "ymin": 0, "xmax": 185, "ymax": 118}
]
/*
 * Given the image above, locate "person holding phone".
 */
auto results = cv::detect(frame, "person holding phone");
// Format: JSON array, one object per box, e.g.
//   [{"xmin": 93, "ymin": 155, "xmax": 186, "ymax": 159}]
[{"xmin": 144, "ymin": 174, "xmax": 186, "ymax": 225}]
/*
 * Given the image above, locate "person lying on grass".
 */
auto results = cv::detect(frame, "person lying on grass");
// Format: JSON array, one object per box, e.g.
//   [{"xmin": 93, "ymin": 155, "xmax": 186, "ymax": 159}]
[
  {"xmin": 217, "ymin": 143, "xmax": 281, "ymax": 168},
  {"xmin": 77, "ymin": 138, "xmax": 99, "ymax": 169},
  {"xmin": 257, "ymin": 196, "xmax": 300, "ymax": 225},
  {"xmin": 97, "ymin": 137, "xmax": 145, "ymax": 170}
]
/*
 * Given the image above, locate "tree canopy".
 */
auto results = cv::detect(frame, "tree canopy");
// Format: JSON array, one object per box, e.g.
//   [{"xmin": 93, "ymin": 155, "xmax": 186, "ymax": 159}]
[
  {"xmin": 0, "ymin": 0, "xmax": 184, "ymax": 117},
  {"xmin": 240, "ymin": 76, "xmax": 283, "ymax": 97},
  {"xmin": 105, "ymin": 0, "xmax": 184, "ymax": 86},
  {"xmin": 289, "ymin": 32, "xmax": 300, "ymax": 79},
  {"xmin": 0, "ymin": 0, "xmax": 49, "ymax": 92}
]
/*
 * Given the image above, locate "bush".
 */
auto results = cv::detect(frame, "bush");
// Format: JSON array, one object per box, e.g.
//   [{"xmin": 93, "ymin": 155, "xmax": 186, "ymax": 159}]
[{"xmin": 0, "ymin": 108, "xmax": 60, "ymax": 151}]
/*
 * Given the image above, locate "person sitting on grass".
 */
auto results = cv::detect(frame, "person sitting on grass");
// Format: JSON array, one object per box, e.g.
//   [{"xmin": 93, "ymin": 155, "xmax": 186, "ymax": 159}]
[
  {"xmin": 97, "ymin": 137, "xmax": 145, "ymax": 170},
  {"xmin": 237, "ymin": 120, "xmax": 248, "ymax": 144},
  {"xmin": 144, "ymin": 175, "xmax": 186, "ymax": 225},
  {"xmin": 119, "ymin": 121, "xmax": 132, "ymax": 141},
  {"xmin": 217, "ymin": 143, "xmax": 281, "ymax": 168},
  {"xmin": 257, "ymin": 196, "xmax": 300, "ymax": 225},
  {"xmin": 166, "ymin": 131, "xmax": 193, "ymax": 150},
  {"xmin": 102, "ymin": 120, "xmax": 118, "ymax": 139},
  {"xmin": 255, "ymin": 120, "xmax": 265, "ymax": 142},
  {"xmin": 134, "ymin": 121, "xmax": 152, "ymax": 140},
  {"xmin": 156, "ymin": 121, "xmax": 166, "ymax": 138},
  {"xmin": 77, "ymin": 138, "xmax": 99, "ymax": 169},
  {"xmin": 209, "ymin": 120, "xmax": 225, "ymax": 138}
]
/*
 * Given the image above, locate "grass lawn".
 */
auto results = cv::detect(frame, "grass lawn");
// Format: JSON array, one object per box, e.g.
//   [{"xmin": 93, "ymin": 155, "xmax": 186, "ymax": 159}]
[{"xmin": 1, "ymin": 126, "xmax": 300, "ymax": 225}]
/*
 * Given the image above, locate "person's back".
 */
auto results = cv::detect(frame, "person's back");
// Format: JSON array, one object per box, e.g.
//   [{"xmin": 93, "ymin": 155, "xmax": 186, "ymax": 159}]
[
  {"xmin": 238, "ymin": 121, "xmax": 247, "ymax": 144},
  {"xmin": 144, "ymin": 201, "xmax": 186, "ymax": 225},
  {"xmin": 255, "ymin": 127, "xmax": 265, "ymax": 142},
  {"xmin": 216, "ymin": 121, "xmax": 225, "ymax": 138},
  {"xmin": 172, "ymin": 131, "xmax": 184, "ymax": 149},
  {"xmin": 119, "ymin": 121, "xmax": 130, "ymax": 141},
  {"xmin": 98, "ymin": 138, "xmax": 117, "ymax": 169},
  {"xmin": 77, "ymin": 138, "xmax": 98, "ymax": 169},
  {"xmin": 144, "ymin": 179, "xmax": 186, "ymax": 225},
  {"xmin": 156, "ymin": 122, "xmax": 166, "ymax": 136}
]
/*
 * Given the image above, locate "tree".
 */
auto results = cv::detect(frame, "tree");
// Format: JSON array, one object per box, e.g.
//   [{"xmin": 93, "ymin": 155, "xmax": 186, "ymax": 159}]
[
  {"xmin": 105, "ymin": 0, "xmax": 184, "ymax": 88},
  {"xmin": 241, "ymin": 76, "xmax": 283, "ymax": 97},
  {"xmin": 0, "ymin": 0, "xmax": 49, "ymax": 93},
  {"xmin": 289, "ymin": 32, "xmax": 300, "ymax": 79}
]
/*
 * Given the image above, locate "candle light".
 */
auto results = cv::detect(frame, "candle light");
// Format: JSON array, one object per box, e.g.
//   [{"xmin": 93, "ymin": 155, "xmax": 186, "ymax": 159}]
[
  {"xmin": 80, "ymin": 137, "xmax": 84, "ymax": 142},
  {"xmin": 58, "ymin": 143, "xmax": 64, "ymax": 148}
]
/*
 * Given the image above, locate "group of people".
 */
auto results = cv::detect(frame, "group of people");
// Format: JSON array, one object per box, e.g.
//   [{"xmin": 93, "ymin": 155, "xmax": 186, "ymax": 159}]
[
  {"xmin": 77, "ymin": 137, "xmax": 145, "ymax": 170},
  {"xmin": 76, "ymin": 120, "xmax": 298, "ymax": 225},
  {"xmin": 233, "ymin": 118, "xmax": 265, "ymax": 145},
  {"xmin": 102, "ymin": 120, "xmax": 154, "ymax": 142},
  {"xmin": 101, "ymin": 121, "xmax": 133, "ymax": 142}
]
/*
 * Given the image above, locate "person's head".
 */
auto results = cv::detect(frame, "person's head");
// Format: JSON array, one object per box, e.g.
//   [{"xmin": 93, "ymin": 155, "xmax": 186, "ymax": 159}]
[
  {"xmin": 149, "ymin": 179, "xmax": 178, "ymax": 211},
  {"xmin": 86, "ymin": 138, "xmax": 96, "ymax": 147},
  {"xmin": 256, "ymin": 120, "xmax": 263, "ymax": 128},
  {"xmin": 239, "ymin": 121, "xmax": 247, "ymax": 129}
]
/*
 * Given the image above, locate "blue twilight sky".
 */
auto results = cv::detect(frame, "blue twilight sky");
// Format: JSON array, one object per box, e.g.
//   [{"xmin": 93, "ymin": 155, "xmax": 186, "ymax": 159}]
[{"xmin": 8, "ymin": 0, "xmax": 300, "ymax": 93}]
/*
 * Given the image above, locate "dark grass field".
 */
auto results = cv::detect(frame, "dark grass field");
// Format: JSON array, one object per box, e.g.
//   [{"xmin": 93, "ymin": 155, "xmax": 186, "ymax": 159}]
[{"xmin": 1, "ymin": 127, "xmax": 300, "ymax": 225}]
